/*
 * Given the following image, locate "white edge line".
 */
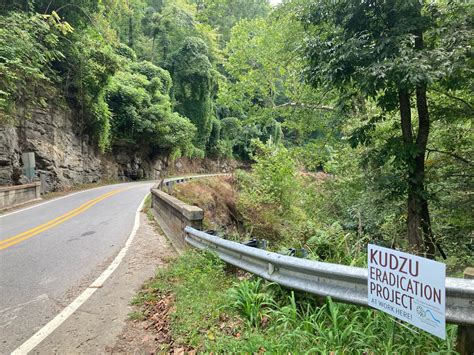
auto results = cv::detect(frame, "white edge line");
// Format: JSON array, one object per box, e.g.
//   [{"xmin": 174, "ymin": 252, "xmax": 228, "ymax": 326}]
[
  {"xmin": 0, "ymin": 181, "xmax": 156, "ymax": 219},
  {"xmin": 11, "ymin": 193, "xmax": 149, "ymax": 355}
]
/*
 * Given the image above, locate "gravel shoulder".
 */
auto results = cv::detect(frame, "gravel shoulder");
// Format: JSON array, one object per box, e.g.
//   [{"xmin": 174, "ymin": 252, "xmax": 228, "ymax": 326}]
[{"xmin": 31, "ymin": 212, "xmax": 176, "ymax": 354}]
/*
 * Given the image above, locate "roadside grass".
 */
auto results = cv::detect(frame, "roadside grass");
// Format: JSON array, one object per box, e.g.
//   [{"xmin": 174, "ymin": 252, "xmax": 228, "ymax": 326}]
[
  {"xmin": 142, "ymin": 194, "xmax": 154, "ymax": 221},
  {"xmin": 132, "ymin": 250, "xmax": 458, "ymax": 353},
  {"xmin": 141, "ymin": 193, "xmax": 170, "ymax": 250},
  {"xmin": 138, "ymin": 175, "xmax": 461, "ymax": 352},
  {"xmin": 128, "ymin": 311, "xmax": 146, "ymax": 321}
]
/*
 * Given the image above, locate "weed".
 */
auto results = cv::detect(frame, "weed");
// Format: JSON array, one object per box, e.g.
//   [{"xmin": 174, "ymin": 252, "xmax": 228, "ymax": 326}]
[
  {"xmin": 130, "ymin": 292, "xmax": 157, "ymax": 306},
  {"xmin": 227, "ymin": 278, "xmax": 275, "ymax": 328},
  {"xmin": 128, "ymin": 311, "xmax": 145, "ymax": 321},
  {"xmin": 170, "ymin": 176, "xmax": 242, "ymax": 233}
]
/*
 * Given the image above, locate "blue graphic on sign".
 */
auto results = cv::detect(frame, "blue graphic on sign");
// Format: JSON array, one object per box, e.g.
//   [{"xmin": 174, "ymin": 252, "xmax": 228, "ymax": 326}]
[{"xmin": 417, "ymin": 306, "xmax": 440, "ymax": 323}]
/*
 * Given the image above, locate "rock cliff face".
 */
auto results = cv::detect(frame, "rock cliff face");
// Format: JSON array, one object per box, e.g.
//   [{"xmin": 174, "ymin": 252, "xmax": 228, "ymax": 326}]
[
  {"xmin": 0, "ymin": 107, "xmax": 238, "ymax": 192},
  {"xmin": 0, "ymin": 107, "xmax": 119, "ymax": 191}
]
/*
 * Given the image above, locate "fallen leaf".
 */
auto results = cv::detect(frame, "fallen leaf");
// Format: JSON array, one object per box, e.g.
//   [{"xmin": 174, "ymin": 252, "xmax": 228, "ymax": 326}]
[{"xmin": 207, "ymin": 331, "xmax": 215, "ymax": 341}]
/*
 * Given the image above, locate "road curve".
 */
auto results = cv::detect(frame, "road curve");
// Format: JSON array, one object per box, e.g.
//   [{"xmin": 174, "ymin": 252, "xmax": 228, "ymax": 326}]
[{"xmin": 0, "ymin": 181, "xmax": 154, "ymax": 354}]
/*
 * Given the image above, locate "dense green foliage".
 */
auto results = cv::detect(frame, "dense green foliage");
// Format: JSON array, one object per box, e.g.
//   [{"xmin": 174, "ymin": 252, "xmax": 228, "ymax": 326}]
[
  {"xmin": 106, "ymin": 60, "xmax": 197, "ymax": 157},
  {"xmin": 0, "ymin": 12, "xmax": 70, "ymax": 121},
  {"xmin": 171, "ymin": 37, "xmax": 217, "ymax": 150},
  {"xmin": 0, "ymin": 0, "xmax": 268, "ymax": 158},
  {"xmin": 236, "ymin": 140, "xmax": 473, "ymax": 271},
  {"xmin": 193, "ymin": 0, "xmax": 270, "ymax": 45},
  {"xmin": 296, "ymin": 0, "xmax": 473, "ymax": 256},
  {"xmin": 220, "ymin": 0, "xmax": 472, "ymax": 262}
]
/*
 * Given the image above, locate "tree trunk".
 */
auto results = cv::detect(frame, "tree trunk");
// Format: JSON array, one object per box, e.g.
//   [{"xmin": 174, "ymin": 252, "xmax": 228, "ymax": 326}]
[
  {"xmin": 128, "ymin": 15, "xmax": 134, "ymax": 48},
  {"xmin": 415, "ymin": 84, "xmax": 436, "ymax": 258},
  {"xmin": 414, "ymin": 30, "xmax": 436, "ymax": 258},
  {"xmin": 151, "ymin": 33, "xmax": 156, "ymax": 62},
  {"xmin": 398, "ymin": 86, "xmax": 435, "ymax": 258},
  {"xmin": 162, "ymin": 35, "xmax": 169, "ymax": 62},
  {"xmin": 398, "ymin": 89, "xmax": 424, "ymax": 253}
]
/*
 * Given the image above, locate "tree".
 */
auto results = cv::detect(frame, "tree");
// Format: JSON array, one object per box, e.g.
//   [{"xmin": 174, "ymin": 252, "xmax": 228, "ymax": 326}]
[
  {"xmin": 142, "ymin": 2, "xmax": 192, "ymax": 64},
  {"xmin": 139, "ymin": 0, "xmax": 220, "ymax": 67},
  {"xmin": 192, "ymin": 0, "xmax": 270, "ymax": 45},
  {"xmin": 0, "ymin": 12, "xmax": 70, "ymax": 122},
  {"xmin": 63, "ymin": 29, "xmax": 120, "ymax": 151},
  {"xmin": 171, "ymin": 37, "xmax": 218, "ymax": 150},
  {"xmin": 106, "ymin": 59, "xmax": 198, "ymax": 158},
  {"xmin": 0, "ymin": 0, "xmax": 100, "ymax": 27},
  {"xmin": 220, "ymin": 13, "xmax": 340, "ymax": 162},
  {"xmin": 299, "ymin": 0, "xmax": 473, "ymax": 257}
]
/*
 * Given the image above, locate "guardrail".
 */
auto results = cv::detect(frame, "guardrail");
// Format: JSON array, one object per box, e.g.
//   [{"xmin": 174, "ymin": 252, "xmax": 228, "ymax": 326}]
[
  {"xmin": 159, "ymin": 174, "xmax": 230, "ymax": 191},
  {"xmin": 184, "ymin": 226, "xmax": 474, "ymax": 326}
]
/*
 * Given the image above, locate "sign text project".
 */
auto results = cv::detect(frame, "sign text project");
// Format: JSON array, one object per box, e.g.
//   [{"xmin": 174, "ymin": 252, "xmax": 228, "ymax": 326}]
[{"xmin": 368, "ymin": 244, "xmax": 446, "ymax": 339}]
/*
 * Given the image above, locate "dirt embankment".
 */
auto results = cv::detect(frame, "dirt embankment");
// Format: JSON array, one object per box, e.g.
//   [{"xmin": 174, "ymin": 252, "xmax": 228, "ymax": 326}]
[{"xmin": 171, "ymin": 176, "xmax": 243, "ymax": 234}]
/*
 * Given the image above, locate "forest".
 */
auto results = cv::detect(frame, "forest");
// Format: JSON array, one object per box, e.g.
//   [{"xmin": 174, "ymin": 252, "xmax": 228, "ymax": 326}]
[
  {"xmin": 1, "ymin": 0, "xmax": 473, "ymax": 352},
  {"xmin": 1, "ymin": 0, "xmax": 472, "ymax": 262}
]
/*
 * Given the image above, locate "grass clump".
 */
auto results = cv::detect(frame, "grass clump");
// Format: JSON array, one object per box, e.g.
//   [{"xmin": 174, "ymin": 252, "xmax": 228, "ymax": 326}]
[
  {"xmin": 128, "ymin": 311, "xmax": 146, "ymax": 321},
  {"xmin": 142, "ymin": 194, "xmax": 154, "ymax": 221}
]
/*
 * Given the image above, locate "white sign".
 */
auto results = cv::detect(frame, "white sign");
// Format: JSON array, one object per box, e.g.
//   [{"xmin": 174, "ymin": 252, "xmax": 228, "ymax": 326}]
[{"xmin": 367, "ymin": 244, "xmax": 446, "ymax": 339}]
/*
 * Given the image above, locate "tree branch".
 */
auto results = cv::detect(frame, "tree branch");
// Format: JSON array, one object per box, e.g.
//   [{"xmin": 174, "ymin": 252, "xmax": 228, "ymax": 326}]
[
  {"xmin": 274, "ymin": 102, "xmax": 334, "ymax": 111},
  {"xmin": 427, "ymin": 148, "xmax": 474, "ymax": 166},
  {"xmin": 54, "ymin": 4, "xmax": 95, "ymax": 27},
  {"xmin": 431, "ymin": 89, "xmax": 473, "ymax": 110}
]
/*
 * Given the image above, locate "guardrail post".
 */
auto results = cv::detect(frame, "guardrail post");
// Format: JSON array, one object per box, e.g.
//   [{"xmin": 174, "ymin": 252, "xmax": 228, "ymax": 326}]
[
  {"xmin": 456, "ymin": 267, "xmax": 474, "ymax": 355},
  {"xmin": 242, "ymin": 239, "xmax": 267, "ymax": 250},
  {"xmin": 35, "ymin": 182, "xmax": 41, "ymax": 198}
]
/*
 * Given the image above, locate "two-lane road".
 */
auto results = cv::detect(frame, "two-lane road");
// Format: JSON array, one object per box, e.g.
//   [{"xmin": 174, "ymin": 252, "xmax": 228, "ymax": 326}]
[{"xmin": 0, "ymin": 181, "xmax": 154, "ymax": 353}]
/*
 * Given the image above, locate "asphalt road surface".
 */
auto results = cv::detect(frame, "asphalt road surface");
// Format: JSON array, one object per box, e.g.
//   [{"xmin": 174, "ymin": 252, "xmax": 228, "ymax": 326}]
[{"xmin": 0, "ymin": 181, "xmax": 154, "ymax": 354}]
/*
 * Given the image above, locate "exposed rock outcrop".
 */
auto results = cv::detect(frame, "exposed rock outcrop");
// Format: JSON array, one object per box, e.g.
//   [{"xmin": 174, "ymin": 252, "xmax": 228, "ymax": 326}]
[
  {"xmin": 0, "ymin": 107, "xmax": 118, "ymax": 191},
  {"xmin": 0, "ymin": 106, "xmax": 239, "ymax": 192}
]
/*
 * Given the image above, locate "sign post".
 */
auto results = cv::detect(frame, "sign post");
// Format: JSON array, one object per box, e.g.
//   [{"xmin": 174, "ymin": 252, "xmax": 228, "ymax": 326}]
[
  {"xmin": 368, "ymin": 244, "xmax": 446, "ymax": 339},
  {"xmin": 22, "ymin": 152, "xmax": 36, "ymax": 182}
]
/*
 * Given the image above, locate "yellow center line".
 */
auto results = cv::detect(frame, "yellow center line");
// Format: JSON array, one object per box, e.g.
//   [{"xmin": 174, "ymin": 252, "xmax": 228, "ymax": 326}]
[
  {"xmin": 0, "ymin": 189, "xmax": 119, "ymax": 245},
  {"xmin": 0, "ymin": 188, "xmax": 125, "ymax": 251}
]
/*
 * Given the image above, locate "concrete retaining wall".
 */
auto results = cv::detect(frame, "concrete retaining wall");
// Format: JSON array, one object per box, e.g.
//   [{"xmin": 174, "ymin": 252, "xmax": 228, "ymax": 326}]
[
  {"xmin": 151, "ymin": 188, "xmax": 204, "ymax": 252},
  {"xmin": 150, "ymin": 174, "xmax": 230, "ymax": 253},
  {"xmin": 0, "ymin": 182, "xmax": 41, "ymax": 209}
]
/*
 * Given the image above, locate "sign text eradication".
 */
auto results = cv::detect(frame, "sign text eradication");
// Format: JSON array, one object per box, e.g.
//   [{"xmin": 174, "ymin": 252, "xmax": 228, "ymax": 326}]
[{"xmin": 368, "ymin": 244, "xmax": 446, "ymax": 339}]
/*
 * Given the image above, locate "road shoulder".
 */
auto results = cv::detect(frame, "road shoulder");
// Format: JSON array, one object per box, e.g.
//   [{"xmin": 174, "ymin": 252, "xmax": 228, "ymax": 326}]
[{"xmin": 32, "ymin": 212, "xmax": 176, "ymax": 354}]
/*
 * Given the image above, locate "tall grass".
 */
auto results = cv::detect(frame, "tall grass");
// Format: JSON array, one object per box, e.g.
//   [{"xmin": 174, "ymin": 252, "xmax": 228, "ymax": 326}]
[
  {"xmin": 227, "ymin": 277, "xmax": 458, "ymax": 354},
  {"xmin": 227, "ymin": 278, "xmax": 275, "ymax": 327},
  {"xmin": 133, "ymin": 250, "xmax": 458, "ymax": 353}
]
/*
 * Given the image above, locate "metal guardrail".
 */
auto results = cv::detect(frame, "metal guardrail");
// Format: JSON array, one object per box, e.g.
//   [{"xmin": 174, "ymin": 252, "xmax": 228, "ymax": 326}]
[
  {"xmin": 185, "ymin": 226, "xmax": 474, "ymax": 325},
  {"xmin": 159, "ymin": 174, "xmax": 230, "ymax": 191}
]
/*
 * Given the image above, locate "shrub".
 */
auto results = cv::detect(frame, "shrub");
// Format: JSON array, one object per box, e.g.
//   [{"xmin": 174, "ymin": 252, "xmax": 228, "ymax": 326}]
[{"xmin": 0, "ymin": 12, "xmax": 68, "ymax": 121}]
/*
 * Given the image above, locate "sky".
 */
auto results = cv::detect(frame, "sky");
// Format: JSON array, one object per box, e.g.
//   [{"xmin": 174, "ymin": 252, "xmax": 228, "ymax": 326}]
[{"xmin": 269, "ymin": 0, "xmax": 282, "ymax": 5}]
